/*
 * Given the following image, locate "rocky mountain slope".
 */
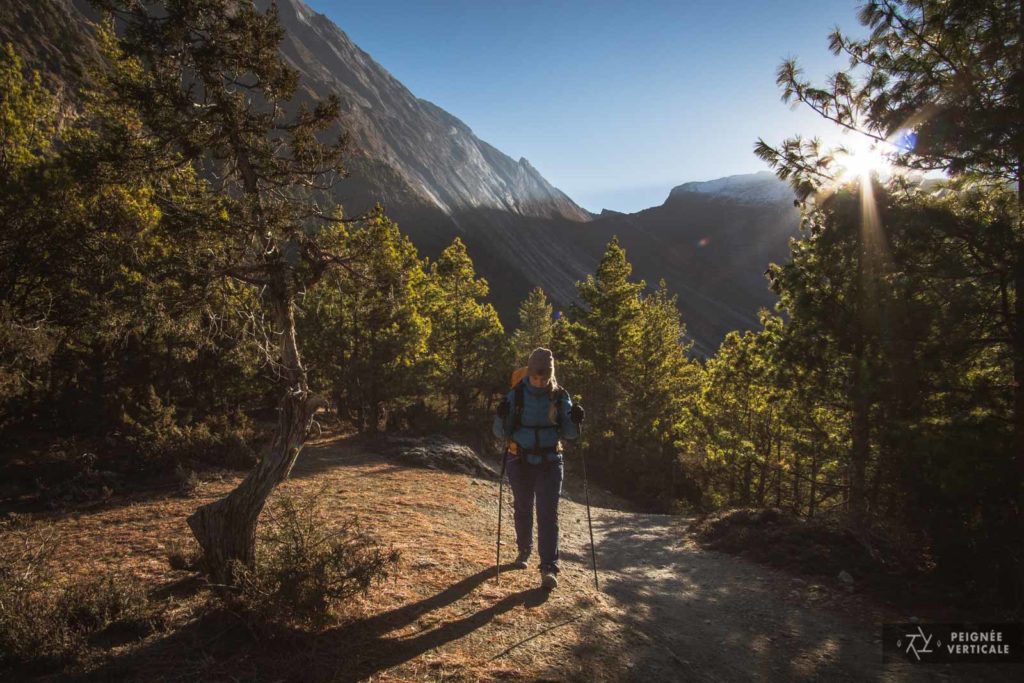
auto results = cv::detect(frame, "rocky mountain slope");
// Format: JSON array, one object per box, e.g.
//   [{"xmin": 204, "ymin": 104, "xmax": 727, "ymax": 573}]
[
  {"xmin": 3, "ymin": 0, "xmax": 801, "ymax": 354},
  {"xmin": 564, "ymin": 173, "xmax": 799, "ymax": 355},
  {"xmin": 270, "ymin": 0, "xmax": 591, "ymax": 225}
]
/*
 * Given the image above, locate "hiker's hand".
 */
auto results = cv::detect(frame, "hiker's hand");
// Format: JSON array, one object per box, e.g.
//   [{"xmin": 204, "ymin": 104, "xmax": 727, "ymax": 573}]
[
  {"xmin": 496, "ymin": 398, "xmax": 510, "ymax": 419},
  {"xmin": 570, "ymin": 404, "xmax": 585, "ymax": 424}
]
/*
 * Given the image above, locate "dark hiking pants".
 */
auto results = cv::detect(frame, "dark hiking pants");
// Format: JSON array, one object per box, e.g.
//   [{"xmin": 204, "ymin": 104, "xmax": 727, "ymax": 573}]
[{"xmin": 507, "ymin": 455, "xmax": 563, "ymax": 573}]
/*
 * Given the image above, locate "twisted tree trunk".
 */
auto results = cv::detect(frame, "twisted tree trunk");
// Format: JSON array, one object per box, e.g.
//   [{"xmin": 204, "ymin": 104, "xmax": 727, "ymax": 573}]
[{"xmin": 187, "ymin": 293, "xmax": 318, "ymax": 583}]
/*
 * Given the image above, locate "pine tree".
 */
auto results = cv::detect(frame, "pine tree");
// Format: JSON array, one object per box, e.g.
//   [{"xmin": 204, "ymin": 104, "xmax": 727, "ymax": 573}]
[
  {"xmin": 300, "ymin": 214, "xmax": 432, "ymax": 432},
  {"xmin": 92, "ymin": 0, "xmax": 360, "ymax": 580},
  {"xmin": 426, "ymin": 237, "xmax": 508, "ymax": 421},
  {"xmin": 511, "ymin": 287, "xmax": 554, "ymax": 365},
  {"xmin": 2, "ymin": 35, "xmax": 253, "ymax": 441},
  {"xmin": 620, "ymin": 280, "xmax": 700, "ymax": 504},
  {"xmin": 0, "ymin": 42, "xmax": 61, "ymax": 416},
  {"xmin": 755, "ymin": 0, "xmax": 1024, "ymax": 502},
  {"xmin": 572, "ymin": 236, "xmax": 646, "ymax": 471}
]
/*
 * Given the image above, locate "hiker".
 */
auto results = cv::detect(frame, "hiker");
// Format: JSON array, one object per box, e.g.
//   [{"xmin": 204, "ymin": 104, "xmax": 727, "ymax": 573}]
[{"xmin": 493, "ymin": 347, "xmax": 585, "ymax": 590}]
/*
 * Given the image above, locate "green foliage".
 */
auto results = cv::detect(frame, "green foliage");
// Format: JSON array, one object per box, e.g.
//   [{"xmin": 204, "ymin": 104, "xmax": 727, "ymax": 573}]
[
  {"xmin": 739, "ymin": 0, "xmax": 1024, "ymax": 605},
  {"xmin": 560, "ymin": 239, "xmax": 700, "ymax": 508},
  {"xmin": 574, "ymin": 236, "xmax": 645, "ymax": 378},
  {"xmin": 426, "ymin": 237, "xmax": 509, "ymax": 422},
  {"xmin": 301, "ymin": 214, "xmax": 434, "ymax": 432},
  {"xmin": 0, "ymin": 42, "xmax": 62, "ymax": 420},
  {"xmin": 0, "ymin": 35, "xmax": 264, "ymax": 469},
  {"xmin": 694, "ymin": 310, "xmax": 846, "ymax": 514},
  {"xmin": 0, "ymin": 42, "xmax": 56, "ymax": 176},
  {"xmin": 511, "ymin": 287, "xmax": 554, "ymax": 364},
  {"xmin": 568, "ymin": 237, "xmax": 644, "ymax": 456},
  {"xmin": 233, "ymin": 489, "xmax": 401, "ymax": 627},
  {"xmin": 756, "ymin": 0, "xmax": 1024, "ymax": 196}
]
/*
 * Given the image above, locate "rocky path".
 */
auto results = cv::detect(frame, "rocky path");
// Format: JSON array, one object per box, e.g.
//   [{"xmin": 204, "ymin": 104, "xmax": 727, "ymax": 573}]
[{"xmin": 539, "ymin": 465, "xmax": 1017, "ymax": 682}]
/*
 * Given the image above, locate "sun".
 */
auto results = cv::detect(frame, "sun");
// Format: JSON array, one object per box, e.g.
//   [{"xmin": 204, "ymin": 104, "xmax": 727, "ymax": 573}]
[{"xmin": 834, "ymin": 134, "xmax": 894, "ymax": 184}]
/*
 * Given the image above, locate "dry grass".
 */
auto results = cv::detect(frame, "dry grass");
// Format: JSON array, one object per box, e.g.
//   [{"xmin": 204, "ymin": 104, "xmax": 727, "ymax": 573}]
[{"xmin": 0, "ymin": 433, "xmax": 628, "ymax": 682}]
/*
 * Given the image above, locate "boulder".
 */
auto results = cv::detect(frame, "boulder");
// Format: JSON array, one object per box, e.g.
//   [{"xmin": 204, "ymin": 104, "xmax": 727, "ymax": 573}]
[{"xmin": 382, "ymin": 435, "xmax": 498, "ymax": 480}]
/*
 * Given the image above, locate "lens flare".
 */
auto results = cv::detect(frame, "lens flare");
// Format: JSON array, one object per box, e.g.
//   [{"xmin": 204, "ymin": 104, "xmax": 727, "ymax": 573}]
[
  {"xmin": 892, "ymin": 129, "xmax": 917, "ymax": 154},
  {"xmin": 835, "ymin": 135, "xmax": 894, "ymax": 184}
]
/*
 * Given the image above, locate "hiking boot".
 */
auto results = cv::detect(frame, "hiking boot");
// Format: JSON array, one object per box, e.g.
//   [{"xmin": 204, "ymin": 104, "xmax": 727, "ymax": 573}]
[
  {"xmin": 541, "ymin": 570, "xmax": 558, "ymax": 590},
  {"xmin": 512, "ymin": 550, "xmax": 530, "ymax": 569}
]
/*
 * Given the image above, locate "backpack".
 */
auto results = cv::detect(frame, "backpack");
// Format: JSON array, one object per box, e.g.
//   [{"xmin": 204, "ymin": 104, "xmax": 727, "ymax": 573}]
[{"xmin": 507, "ymin": 366, "xmax": 568, "ymax": 456}]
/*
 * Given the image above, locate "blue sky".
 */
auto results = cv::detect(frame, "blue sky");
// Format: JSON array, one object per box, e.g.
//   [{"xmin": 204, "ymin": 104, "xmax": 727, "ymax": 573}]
[{"xmin": 304, "ymin": 0, "xmax": 866, "ymax": 213}]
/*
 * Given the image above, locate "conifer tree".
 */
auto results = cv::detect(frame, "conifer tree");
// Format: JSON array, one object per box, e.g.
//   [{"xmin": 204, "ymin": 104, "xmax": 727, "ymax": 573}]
[
  {"xmin": 0, "ymin": 43, "xmax": 61, "ymax": 416},
  {"xmin": 92, "ymin": 0, "xmax": 361, "ymax": 580},
  {"xmin": 300, "ymin": 214, "xmax": 432, "ymax": 432},
  {"xmin": 572, "ymin": 237, "xmax": 646, "ymax": 471},
  {"xmin": 621, "ymin": 280, "xmax": 700, "ymax": 503},
  {"xmin": 2, "ymin": 35, "xmax": 253, "ymax": 442},
  {"xmin": 575, "ymin": 236, "xmax": 645, "ymax": 374},
  {"xmin": 426, "ymin": 237, "xmax": 507, "ymax": 420},
  {"xmin": 511, "ymin": 287, "xmax": 554, "ymax": 365},
  {"xmin": 755, "ymin": 0, "xmax": 1024, "ymax": 501}
]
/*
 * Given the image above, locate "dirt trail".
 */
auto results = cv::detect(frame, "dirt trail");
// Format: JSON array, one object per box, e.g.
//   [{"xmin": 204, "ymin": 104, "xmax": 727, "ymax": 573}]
[
  {"xmin": 555, "ymin": 504, "xmax": 910, "ymax": 681},
  {"xmin": 10, "ymin": 435, "xmax": 1018, "ymax": 682},
  {"xmin": 494, "ymin": 452, "xmax": 1018, "ymax": 683}
]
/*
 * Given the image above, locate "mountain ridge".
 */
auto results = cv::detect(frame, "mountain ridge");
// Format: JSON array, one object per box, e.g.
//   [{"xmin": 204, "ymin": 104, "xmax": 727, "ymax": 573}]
[
  {"xmin": 2, "ymin": 0, "xmax": 802, "ymax": 354},
  {"xmin": 271, "ymin": 0, "xmax": 591, "ymax": 224}
]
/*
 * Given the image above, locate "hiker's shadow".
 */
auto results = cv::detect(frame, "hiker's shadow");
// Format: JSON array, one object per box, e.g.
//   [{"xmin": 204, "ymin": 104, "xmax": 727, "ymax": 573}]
[
  {"xmin": 323, "ymin": 564, "xmax": 549, "ymax": 680},
  {"xmin": 74, "ymin": 565, "xmax": 549, "ymax": 682}
]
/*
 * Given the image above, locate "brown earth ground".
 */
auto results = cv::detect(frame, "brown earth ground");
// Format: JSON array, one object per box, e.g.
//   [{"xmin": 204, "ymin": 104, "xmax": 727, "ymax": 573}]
[{"xmin": 6, "ymin": 433, "xmax": 1022, "ymax": 682}]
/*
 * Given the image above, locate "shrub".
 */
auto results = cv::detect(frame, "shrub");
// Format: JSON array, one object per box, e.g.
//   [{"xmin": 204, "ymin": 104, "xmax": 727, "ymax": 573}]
[
  {"xmin": 32, "ymin": 445, "xmax": 118, "ymax": 508},
  {"xmin": 115, "ymin": 391, "xmax": 258, "ymax": 473},
  {"xmin": 232, "ymin": 488, "xmax": 401, "ymax": 626},
  {"xmin": 55, "ymin": 575, "xmax": 149, "ymax": 635},
  {"xmin": 0, "ymin": 517, "xmax": 151, "ymax": 667},
  {"xmin": 174, "ymin": 462, "xmax": 200, "ymax": 497},
  {"xmin": 166, "ymin": 537, "xmax": 203, "ymax": 572}
]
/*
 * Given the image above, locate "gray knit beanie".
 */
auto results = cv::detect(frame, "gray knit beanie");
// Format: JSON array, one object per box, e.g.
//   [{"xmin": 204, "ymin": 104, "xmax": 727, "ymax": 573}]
[{"xmin": 527, "ymin": 347, "xmax": 554, "ymax": 378}]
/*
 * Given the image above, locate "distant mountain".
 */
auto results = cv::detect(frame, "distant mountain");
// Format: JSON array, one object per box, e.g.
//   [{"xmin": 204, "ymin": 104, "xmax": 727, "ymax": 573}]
[
  {"xmin": 565, "ymin": 173, "xmax": 800, "ymax": 355},
  {"xmin": 670, "ymin": 171, "xmax": 797, "ymax": 205},
  {"xmin": 3, "ymin": 0, "xmax": 801, "ymax": 355},
  {"xmin": 0, "ymin": 0, "xmax": 99, "ymax": 90},
  {"xmin": 271, "ymin": 0, "xmax": 590, "ymax": 225}
]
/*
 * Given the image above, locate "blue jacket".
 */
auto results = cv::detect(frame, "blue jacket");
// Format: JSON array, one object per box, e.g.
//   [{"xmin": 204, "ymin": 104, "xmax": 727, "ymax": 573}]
[{"xmin": 493, "ymin": 378, "xmax": 579, "ymax": 463}]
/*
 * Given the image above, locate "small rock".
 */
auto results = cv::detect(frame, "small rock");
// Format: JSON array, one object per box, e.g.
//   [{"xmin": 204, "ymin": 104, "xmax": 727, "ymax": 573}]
[{"xmin": 837, "ymin": 570, "xmax": 854, "ymax": 585}]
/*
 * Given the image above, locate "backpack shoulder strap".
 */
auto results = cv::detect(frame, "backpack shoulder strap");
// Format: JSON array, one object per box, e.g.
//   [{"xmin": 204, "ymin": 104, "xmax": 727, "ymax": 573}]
[
  {"xmin": 551, "ymin": 388, "xmax": 568, "ymax": 425},
  {"xmin": 513, "ymin": 383, "xmax": 525, "ymax": 430}
]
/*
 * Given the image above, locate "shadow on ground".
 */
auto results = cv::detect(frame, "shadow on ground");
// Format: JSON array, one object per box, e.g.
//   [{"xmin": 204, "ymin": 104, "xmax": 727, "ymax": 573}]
[
  {"xmin": 562, "ymin": 512, "xmax": 1019, "ymax": 682},
  {"xmin": 77, "ymin": 565, "xmax": 549, "ymax": 682}
]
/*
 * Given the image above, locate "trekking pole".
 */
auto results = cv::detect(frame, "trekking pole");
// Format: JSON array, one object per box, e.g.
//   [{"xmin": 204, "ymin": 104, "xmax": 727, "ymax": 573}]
[
  {"xmin": 495, "ymin": 443, "xmax": 509, "ymax": 582},
  {"xmin": 579, "ymin": 422, "xmax": 599, "ymax": 591}
]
